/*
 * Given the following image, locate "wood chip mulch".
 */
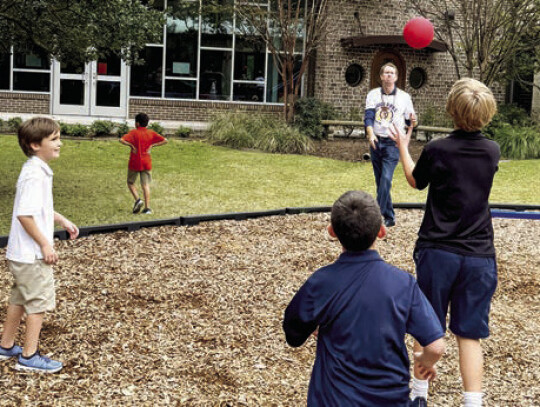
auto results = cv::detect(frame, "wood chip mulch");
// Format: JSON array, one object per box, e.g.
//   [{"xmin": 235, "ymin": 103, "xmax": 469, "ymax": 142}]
[{"xmin": 0, "ymin": 210, "xmax": 538, "ymax": 406}]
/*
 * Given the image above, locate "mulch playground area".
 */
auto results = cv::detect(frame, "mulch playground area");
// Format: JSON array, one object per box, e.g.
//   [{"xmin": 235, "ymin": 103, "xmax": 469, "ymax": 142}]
[{"xmin": 0, "ymin": 210, "xmax": 538, "ymax": 406}]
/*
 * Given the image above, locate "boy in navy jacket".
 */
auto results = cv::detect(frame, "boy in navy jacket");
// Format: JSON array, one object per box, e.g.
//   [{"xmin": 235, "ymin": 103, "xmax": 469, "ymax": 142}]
[{"xmin": 283, "ymin": 191, "xmax": 445, "ymax": 406}]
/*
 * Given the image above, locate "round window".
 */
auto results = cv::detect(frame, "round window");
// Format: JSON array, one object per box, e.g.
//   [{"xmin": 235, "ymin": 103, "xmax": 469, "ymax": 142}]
[
  {"xmin": 345, "ymin": 64, "xmax": 364, "ymax": 87},
  {"xmin": 409, "ymin": 67, "xmax": 427, "ymax": 89}
]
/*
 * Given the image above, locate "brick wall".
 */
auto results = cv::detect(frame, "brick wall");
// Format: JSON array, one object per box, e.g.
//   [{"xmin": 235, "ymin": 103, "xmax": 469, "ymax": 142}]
[
  {"xmin": 129, "ymin": 98, "xmax": 283, "ymax": 121},
  {"xmin": 0, "ymin": 92, "xmax": 49, "ymax": 114},
  {"xmin": 314, "ymin": 0, "xmax": 505, "ymax": 122}
]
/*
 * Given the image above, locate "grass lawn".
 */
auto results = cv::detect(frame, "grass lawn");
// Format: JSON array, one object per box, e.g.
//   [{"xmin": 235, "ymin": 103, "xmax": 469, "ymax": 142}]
[{"xmin": 0, "ymin": 135, "xmax": 538, "ymax": 235}]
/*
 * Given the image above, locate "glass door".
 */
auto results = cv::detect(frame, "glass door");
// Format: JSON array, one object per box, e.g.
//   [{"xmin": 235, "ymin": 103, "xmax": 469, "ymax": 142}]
[
  {"xmin": 52, "ymin": 54, "xmax": 127, "ymax": 117},
  {"xmin": 90, "ymin": 54, "xmax": 127, "ymax": 117},
  {"xmin": 52, "ymin": 60, "xmax": 90, "ymax": 115}
]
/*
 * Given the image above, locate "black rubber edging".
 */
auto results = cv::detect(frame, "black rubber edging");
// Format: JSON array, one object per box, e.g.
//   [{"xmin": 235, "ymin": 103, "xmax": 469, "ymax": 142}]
[{"xmin": 1, "ymin": 203, "xmax": 539, "ymax": 248}]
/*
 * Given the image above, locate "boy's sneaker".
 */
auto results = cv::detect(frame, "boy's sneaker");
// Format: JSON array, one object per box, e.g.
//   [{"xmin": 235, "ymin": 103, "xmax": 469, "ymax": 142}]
[
  {"xmin": 132, "ymin": 198, "xmax": 144, "ymax": 214},
  {"xmin": 15, "ymin": 352, "xmax": 63, "ymax": 373},
  {"xmin": 410, "ymin": 397, "xmax": 428, "ymax": 407},
  {"xmin": 0, "ymin": 344, "xmax": 22, "ymax": 360},
  {"xmin": 141, "ymin": 208, "xmax": 153, "ymax": 215}
]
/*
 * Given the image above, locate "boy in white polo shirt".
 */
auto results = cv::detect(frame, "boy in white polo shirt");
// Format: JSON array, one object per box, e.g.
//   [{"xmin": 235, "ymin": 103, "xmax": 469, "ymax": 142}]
[{"xmin": 0, "ymin": 117, "xmax": 79, "ymax": 373}]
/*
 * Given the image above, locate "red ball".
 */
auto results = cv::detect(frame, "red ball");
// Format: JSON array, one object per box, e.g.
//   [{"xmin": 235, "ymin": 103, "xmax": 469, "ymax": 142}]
[{"xmin": 403, "ymin": 17, "xmax": 434, "ymax": 49}]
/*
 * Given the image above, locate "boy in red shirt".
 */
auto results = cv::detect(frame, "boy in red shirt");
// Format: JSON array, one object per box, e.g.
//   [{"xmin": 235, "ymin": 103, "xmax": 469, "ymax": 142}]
[{"xmin": 120, "ymin": 113, "xmax": 167, "ymax": 214}]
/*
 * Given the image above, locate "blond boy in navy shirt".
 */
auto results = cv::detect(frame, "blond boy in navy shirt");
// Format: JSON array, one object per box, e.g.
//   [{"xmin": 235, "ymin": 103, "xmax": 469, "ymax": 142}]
[
  {"xmin": 390, "ymin": 78, "xmax": 500, "ymax": 406},
  {"xmin": 0, "ymin": 117, "xmax": 79, "ymax": 373}
]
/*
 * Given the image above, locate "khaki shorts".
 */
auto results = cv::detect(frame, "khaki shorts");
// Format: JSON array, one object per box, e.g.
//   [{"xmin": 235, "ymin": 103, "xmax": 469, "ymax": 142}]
[
  {"xmin": 8, "ymin": 260, "xmax": 56, "ymax": 314},
  {"xmin": 127, "ymin": 170, "xmax": 152, "ymax": 186}
]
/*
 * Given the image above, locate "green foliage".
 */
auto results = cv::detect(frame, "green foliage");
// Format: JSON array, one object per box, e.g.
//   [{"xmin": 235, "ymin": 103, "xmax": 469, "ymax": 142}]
[
  {"xmin": 491, "ymin": 125, "xmax": 540, "ymax": 160},
  {"xmin": 208, "ymin": 113, "xmax": 312, "ymax": 154},
  {"xmin": 420, "ymin": 106, "xmax": 453, "ymax": 127},
  {"xmin": 293, "ymin": 97, "xmax": 337, "ymax": 140},
  {"xmin": 7, "ymin": 117, "xmax": 22, "ymax": 132},
  {"xmin": 0, "ymin": 1, "xmax": 164, "ymax": 65},
  {"xmin": 61, "ymin": 123, "xmax": 91, "ymax": 138},
  {"xmin": 91, "ymin": 120, "xmax": 115, "ymax": 137},
  {"xmin": 114, "ymin": 123, "xmax": 130, "ymax": 138},
  {"xmin": 486, "ymin": 104, "xmax": 535, "ymax": 136},
  {"xmin": 175, "ymin": 126, "xmax": 192, "ymax": 138},
  {"xmin": 148, "ymin": 122, "xmax": 165, "ymax": 135}
]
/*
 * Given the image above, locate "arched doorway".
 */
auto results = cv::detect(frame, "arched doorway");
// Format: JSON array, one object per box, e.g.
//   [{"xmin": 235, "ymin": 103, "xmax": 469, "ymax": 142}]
[{"xmin": 370, "ymin": 49, "xmax": 406, "ymax": 89}]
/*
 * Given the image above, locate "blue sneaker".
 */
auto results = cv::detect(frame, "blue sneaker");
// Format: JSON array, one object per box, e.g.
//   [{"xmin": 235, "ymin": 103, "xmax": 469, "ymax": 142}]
[
  {"xmin": 0, "ymin": 344, "xmax": 23, "ymax": 360},
  {"xmin": 15, "ymin": 352, "xmax": 63, "ymax": 373}
]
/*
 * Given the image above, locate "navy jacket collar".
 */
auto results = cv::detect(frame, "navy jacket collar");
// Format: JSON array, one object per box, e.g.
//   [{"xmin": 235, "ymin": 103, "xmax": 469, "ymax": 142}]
[{"xmin": 336, "ymin": 250, "xmax": 382, "ymax": 263}]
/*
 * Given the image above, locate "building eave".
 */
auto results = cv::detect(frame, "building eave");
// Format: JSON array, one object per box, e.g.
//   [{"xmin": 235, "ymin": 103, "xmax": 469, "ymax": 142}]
[{"xmin": 340, "ymin": 35, "xmax": 448, "ymax": 52}]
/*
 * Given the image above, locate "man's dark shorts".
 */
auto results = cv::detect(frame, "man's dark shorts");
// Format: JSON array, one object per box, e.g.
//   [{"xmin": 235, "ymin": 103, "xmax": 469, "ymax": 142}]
[{"xmin": 414, "ymin": 248, "xmax": 497, "ymax": 339}]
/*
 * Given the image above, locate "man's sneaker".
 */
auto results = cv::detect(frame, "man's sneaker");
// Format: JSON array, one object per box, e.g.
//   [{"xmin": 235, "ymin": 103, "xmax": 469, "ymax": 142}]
[
  {"xmin": 384, "ymin": 218, "xmax": 396, "ymax": 227},
  {"xmin": 0, "ymin": 344, "xmax": 22, "ymax": 360},
  {"xmin": 15, "ymin": 352, "xmax": 63, "ymax": 373},
  {"xmin": 141, "ymin": 208, "xmax": 153, "ymax": 215},
  {"xmin": 132, "ymin": 198, "xmax": 144, "ymax": 214},
  {"xmin": 410, "ymin": 397, "xmax": 428, "ymax": 407}
]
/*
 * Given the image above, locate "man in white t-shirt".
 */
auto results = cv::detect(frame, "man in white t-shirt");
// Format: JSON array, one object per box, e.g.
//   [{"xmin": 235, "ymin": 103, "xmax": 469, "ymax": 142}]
[{"xmin": 364, "ymin": 63, "xmax": 417, "ymax": 227}]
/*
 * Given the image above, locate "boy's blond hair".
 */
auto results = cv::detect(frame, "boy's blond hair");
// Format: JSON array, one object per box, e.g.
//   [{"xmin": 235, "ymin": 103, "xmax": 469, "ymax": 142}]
[{"xmin": 446, "ymin": 78, "xmax": 497, "ymax": 132}]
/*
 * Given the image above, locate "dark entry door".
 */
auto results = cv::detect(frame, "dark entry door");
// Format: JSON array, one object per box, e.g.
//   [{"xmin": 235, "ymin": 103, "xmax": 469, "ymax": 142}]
[{"xmin": 370, "ymin": 49, "xmax": 406, "ymax": 89}]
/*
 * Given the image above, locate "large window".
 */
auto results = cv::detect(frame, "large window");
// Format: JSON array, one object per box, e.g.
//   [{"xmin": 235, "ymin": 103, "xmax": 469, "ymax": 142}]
[
  {"xmin": 129, "ymin": 0, "xmax": 305, "ymax": 104},
  {"xmin": 0, "ymin": 48, "xmax": 52, "ymax": 93},
  {"xmin": 0, "ymin": 52, "xmax": 10, "ymax": 90}
]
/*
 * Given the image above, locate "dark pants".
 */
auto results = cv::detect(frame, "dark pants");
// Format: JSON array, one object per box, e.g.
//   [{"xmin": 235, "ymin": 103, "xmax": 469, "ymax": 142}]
[{"xmin": 370, "ymin": 137, "xmax": 399, "ymax": 222}]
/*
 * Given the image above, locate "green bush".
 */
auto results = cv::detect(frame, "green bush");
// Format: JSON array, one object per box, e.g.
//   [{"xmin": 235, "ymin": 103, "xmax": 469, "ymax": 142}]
[
  {"xmin": 7, "ymin": 117, "xmax": 23, "ymax": 132},
  {"xmin": 485, "ymin": 104, "xmax": 534, "ymax": 138},
  {"xmin": 91, "ymin": 120, "xmax": 115, "ymax": 137},
  {"xmin": 293, "ymin": 97, "xmax": 337, "ymax": 140},
  {"xmin": 208, "ymin": 113, "xmax": 312, "ymax": 154},
  {"xmin": 62, "ymin": 123, "xmax": 90, "ymax": 138},
  {"xmin": 0, "ymin": 118, "xmax": 5, "ymax": 131},
  {"xmin": 420, "ymin": 105, "xmax": 453, "ymax": 127},
  {"xmin": 175, "ymin": 126, "xmax": 191, "ymax": 138},
  {"xmin": 114, "ymin": 122, "xmax": 130, "ymax": 138},
  {"xmin": 148, "ymin": 122, "xmax": 165, "ymax": 135},
  {"xmin": 492, "ymin": 124, "xmax": 540, "ymax": 160}
]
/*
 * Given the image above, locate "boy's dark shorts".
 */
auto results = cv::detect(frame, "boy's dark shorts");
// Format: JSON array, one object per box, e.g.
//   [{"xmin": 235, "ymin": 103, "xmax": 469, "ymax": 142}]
[
  {"xmin": 127, "ymin": 170, "xmax": 152, "ymax": 186},
  {"xmin": 414, "ymin": 248, "xmax": 497, "ymax": 339}
]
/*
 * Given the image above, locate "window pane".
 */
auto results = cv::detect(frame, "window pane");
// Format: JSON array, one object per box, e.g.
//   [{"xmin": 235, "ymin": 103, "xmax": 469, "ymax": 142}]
[
  {"xmin": 166, "ymin": 13, "xmax": 199, "ymax": 78},
  {"xmin": 266, "ymin": 55, "xmax": 302, "ymax": 103},
  {"xmin": 165, "ymin": 79, "xmax": 196, "ymax": 99},
  {"xmin": 60, "ymin": 79, "xmax": 85, "ymax": 105},
  {"xmin": 130, "ymin": 47, "xmax": 163, "ymax": 97},
  {"xmin": 201, "ymin": 0, "xmax": 233, "ymax": 48},
  {"xmin": 233, "ymin": 83, "xmax": 264, "ymax": 102},
  {"xmin": 97, "ymin": 54, "xmax": 121, "ymax": 76},
  {"xmin": 234, "ymin": 37, "xmax": 265, "ymax": 81},
  {"xmin": 13, "ymin": 72, "xmax": 50, "ymax": 92},
  {"xmin": 14, "ymin": 51, "xmax": 50, "ymax": 70},
  {"xmin": 199, "ymin": 50, "xmax": 232, "ymax": 100},
  {"xmin": 0, "ymin": 53, "xmax": 10, "ymax": 90},
  {"xmin": 96, "ymin": 81, "xmax": 121, "ymax": 107}
]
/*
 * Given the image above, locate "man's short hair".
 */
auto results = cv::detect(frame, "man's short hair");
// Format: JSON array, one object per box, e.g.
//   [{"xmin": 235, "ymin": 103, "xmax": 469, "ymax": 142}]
[
  {"xmin": 446, "ymin": 78, "xmax": 497, "ymax": 132},
  {"xmin": 379, "ymin": 62, "xmax": 398, "ymax": 78},
  {"xmin": 331, "ymin": 191, "xmax": 382, "ymax": 252},
  {"xmin": 135, "ymin": 113, "xmax": 150, "ymax": 127},
  {"xmin": 18, "ymin": 117, "xmax": 60, "ymax": 157}
]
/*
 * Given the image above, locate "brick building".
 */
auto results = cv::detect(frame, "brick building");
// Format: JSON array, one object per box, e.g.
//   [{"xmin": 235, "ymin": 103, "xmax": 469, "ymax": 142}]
[{"xmin": 0, "ymin": 0, "xmax": 532, "ymax": 127}]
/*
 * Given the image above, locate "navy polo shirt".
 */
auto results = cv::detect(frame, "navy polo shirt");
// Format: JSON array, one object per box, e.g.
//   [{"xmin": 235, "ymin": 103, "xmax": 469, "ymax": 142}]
[
  {"xmin": 283, "ymin": 250, "xmax": 443, "ymax": 406},
  {"xmin": 412, "ymin": 130, "xmax": 500, "ymax": 256}
]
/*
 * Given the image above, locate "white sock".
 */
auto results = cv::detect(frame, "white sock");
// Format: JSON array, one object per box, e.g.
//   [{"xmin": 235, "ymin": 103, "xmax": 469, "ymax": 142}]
[
  {"xmin": 463, "ymin": 392, "xmax": 483, "ymax": 407},
  {"xmin": 410, "ymin": 377, "xmax": 429, "ymax": 400}
]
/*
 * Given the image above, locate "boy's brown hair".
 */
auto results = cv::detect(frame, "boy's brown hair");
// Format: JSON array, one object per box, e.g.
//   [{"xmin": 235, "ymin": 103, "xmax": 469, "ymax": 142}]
[
  {"xmin": 446, "ymin": 78, "xmax": 497, "ymax": 132},
  {"xmin": 331, "ymin": 191, "xmax": 382, "ymax": 252},
  {"xmin": 18, "ymin": 117, "xmax": 60, "ymax": 157}
]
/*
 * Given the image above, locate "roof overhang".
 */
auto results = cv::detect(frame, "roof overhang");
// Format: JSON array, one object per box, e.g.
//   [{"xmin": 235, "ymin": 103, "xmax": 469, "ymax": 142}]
[{"xmin": 340, "ymin": 35, "xmax": 448, "ymax": 52}]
